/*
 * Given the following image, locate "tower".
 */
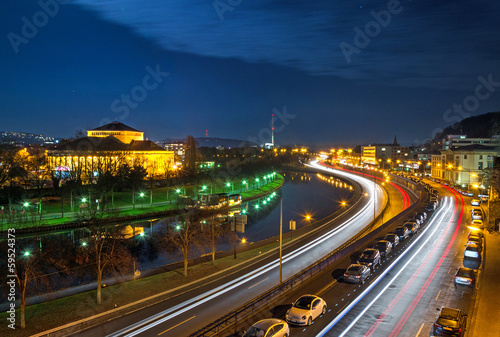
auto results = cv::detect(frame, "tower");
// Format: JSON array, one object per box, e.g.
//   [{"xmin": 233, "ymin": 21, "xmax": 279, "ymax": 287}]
[{"xmin": 272, "ymin": 113, "xmax": 275, "ymax": 146}]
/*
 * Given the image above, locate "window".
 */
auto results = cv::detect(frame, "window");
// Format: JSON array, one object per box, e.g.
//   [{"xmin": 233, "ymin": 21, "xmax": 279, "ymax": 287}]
[
  {"xmin": 479, "ymin": 155, "xmax": 483, "ymax": 160},
  {"xmin": 478, "ymin": 162, "xmax": 483, "ymax": 170},
  {"xmin": 464, "ymin": 155, "xmax": 467, "ymax": 159}
]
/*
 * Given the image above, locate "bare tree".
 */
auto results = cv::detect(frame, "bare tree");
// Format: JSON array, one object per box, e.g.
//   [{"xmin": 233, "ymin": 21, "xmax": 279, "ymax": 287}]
[
  {"xmin": 4, "ymin": 238, "xmax": 68, "ymax": 328},
  {"xmin": 201, "ymin": 212, "xmax": 230, "ymax": 263},
  {"xmin": 76, "ymin": 224, "xmax": 134, "ymax": 304},
  {"xmin": 166, "ymin": 212, "xmax": 202, "ymax": 276}
]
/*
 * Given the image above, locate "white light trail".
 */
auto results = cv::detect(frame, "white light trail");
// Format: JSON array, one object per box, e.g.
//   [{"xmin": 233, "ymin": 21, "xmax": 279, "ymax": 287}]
[
  {"xmin": 108, "ymin": 163, "xmax": 381, "ymax": 337},
  {"xmin": 315, "ymin": 197, "xmax": 453, "ymax": 337}
]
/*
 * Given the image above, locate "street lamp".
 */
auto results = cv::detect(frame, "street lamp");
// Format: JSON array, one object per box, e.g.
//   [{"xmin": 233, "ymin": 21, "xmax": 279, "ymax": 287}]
[{"xmin": 139, "ymin": 192, "xmax": 145, "ymax": 208}]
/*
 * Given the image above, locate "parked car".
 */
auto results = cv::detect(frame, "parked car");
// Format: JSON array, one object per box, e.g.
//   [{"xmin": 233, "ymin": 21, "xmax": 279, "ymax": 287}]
[
  {"xmin": 416, "ymin": 211, "xmax": 427, "ymax": 220},
  {"xmin": 357, "ymin": 248, "xmax": 381, "ymax": 269},
  {"xmin": 413, "ymin": 213, "xmax": 425, "ymax": 223},
  {"xmin": 403, "ymin": 222, "xmax": 418, "ymax": 235},
  {"xmin": 466, "ymin": 235, "xmax": 483, "ymax": 248},
  {"xmin": 432, "ymin": 307, "xmax": 467, "ymax": 337},
  {"xmin": 464, "ymin": 243, "xmax": 481, "ymax": 259},
  {"xmin": 394, "ymin": 226, "xmax": 410, "ymax": 241},
  {"xmin": 468, "ymin": 230, "xmax": 484, "ymax": 239},
  {"xmin": 471, "ymin": 210, "xmax": 483, "ymax": 220},
  {"xmin": 426, "ymin": 203, "xmax": 436, "ymax": 211},
  {"xmin": 286, "ymin": 294, "xmax": 327, "ymax": 326},
  {"xmin": 384, "ymin": 233, "xmax": 400, "ymax": 247},
  {"xmin": 375, "ymin": 240, "xmax": 393, "ymax": 257},
  {"xmin": 471, "ymin": 199, "xmax": 480, "ymax": 206},
  {"xmin": 454, "ymin": 267, "xmax": 476, "ymax": 287},
  {"xmin": 430, "ymin": 197, "xmax": 439, "ymax": 205},
  {"xmin": 243, "ymin": 319, "xmax": 290, "ymax": 337},
  {"xmin": 343, "ymin": 264, "xmax": 371, "ymax": 284},
  {"xmin": 470, "ymin": 219, "xmax": 484, "ymax": 229}
]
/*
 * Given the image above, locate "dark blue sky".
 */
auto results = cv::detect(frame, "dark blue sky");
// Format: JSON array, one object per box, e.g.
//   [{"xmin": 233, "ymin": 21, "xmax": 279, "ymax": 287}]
[{"xmin": 1, "ymin": 0, "xmax": 500, "ymax": 146}]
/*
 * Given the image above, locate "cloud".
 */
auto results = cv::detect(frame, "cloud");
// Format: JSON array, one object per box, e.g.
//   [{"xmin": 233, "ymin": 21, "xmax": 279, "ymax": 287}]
[{"xmin": 72, "ymin": 0, "xmax": 500, "ymax": 89}]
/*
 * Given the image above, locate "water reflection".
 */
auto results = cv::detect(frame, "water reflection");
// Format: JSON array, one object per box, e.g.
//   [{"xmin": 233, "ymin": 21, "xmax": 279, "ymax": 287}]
[{"xmin": 1, "ymin": 172, "xmax": 355, "ymax": 301}]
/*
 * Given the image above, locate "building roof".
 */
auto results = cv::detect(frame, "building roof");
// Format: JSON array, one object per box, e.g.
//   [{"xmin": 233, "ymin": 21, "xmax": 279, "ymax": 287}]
[
  {"xmin": 89, "ymin": 121, "xmax": 141, "ymax": 133},
  {"xmin": 49, "ymin": 136, "xmax": 166, "ymax": 152},
  {"xmin": 447, "ymin": 144, "xmax": 499, "ymax": 152},
  {"xmin": 129, "ymin": 140, "xmax": 165, "ymax": 151}
]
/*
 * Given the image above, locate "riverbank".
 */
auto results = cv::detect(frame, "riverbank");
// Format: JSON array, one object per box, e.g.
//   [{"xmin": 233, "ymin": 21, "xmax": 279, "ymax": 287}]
[
  {"xmin": 0, "ymin": 171, "xmax": 360, "ymax": 336},
  {"xmin": 1, "ymin": 174, "xmax": 285, "ymax": 234}
]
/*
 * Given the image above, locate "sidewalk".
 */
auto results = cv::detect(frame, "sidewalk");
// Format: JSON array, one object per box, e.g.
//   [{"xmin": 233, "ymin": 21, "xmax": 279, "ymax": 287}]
[{"xmin": 469, "ymin": 227, "xmax": 500, "ymax": 336}]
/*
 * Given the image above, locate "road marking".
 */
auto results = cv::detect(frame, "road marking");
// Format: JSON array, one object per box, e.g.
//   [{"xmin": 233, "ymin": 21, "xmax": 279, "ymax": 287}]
[
  {"xmin": 447, "ymin": 267, "xmax": 452, "ymax": 274},
  {"xmin": 415, "ymin": 323, "xmax": 424, "ymax": 337},
  {"xmin": 435, "ymin": 290, "xmax": 441, "ymax": 301},
  {"xmin": 248, "ymin": 277, "xmax": 269, "ymax": 289},
  {"xmin": 337, "ymin": 301, "xmax": 350, "ymax": 314},
  {"xmin": 318, "ymin": 279, "xmax": 338, "ymax": 295},
  {"xmin": 158, "ymin": 316, "xmax": 195, "ymax": 335}
]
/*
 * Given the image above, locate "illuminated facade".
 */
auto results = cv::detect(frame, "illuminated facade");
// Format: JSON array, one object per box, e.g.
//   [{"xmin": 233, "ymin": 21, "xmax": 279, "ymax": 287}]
[{"xmin": 47, "ymin": 122, "xmax": 174, "ymax": 180}]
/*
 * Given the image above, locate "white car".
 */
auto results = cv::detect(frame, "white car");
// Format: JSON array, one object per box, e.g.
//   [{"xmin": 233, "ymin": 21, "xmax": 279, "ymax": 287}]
[
  {"xmin": 243, "ymin": 318, "xmax": 289, "ymax": 337},
  {"xmin": 471, "ymin": 199, "xmax": 480, "ymax": 206},
  {"xmin": 464, "ymin": 243, "xmax": 481, "ymax": 259},
  {"xmin": 286, "ymin": 294, "xmax": 327, "ymax": 326}
]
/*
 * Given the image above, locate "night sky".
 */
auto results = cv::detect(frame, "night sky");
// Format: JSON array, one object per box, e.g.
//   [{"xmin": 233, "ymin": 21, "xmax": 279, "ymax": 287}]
[{"xmin": 1, "ymin": 0, "xmax": 500, "ymax": 146}]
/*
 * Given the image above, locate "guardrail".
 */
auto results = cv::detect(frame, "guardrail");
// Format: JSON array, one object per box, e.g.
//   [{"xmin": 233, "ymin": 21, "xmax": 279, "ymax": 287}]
[{"xmin": 190, "ymin": 175, "xmax": 425, "ymax": 336}]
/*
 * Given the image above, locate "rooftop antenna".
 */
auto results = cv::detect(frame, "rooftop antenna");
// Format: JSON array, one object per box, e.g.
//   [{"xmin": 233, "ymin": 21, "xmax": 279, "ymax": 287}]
[{"xmin": 272, "ymin": 113, "xmax": 275, "ymax": 146}]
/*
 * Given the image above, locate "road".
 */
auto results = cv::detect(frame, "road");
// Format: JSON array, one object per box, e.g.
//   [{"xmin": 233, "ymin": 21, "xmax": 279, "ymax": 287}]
[
  {"xmin": 230, "ymin": 179, "xmax": 478, "ymax": 337},
  {"xmin": 70, "ymin": 164, "xmax": 416, "ymax": 337}
]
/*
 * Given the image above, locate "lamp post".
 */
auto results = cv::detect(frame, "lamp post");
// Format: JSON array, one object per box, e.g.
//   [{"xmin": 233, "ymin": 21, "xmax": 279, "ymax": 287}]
[{"xmin": 279, "ymin": 198, "xmax": 283, "ymax": 284}]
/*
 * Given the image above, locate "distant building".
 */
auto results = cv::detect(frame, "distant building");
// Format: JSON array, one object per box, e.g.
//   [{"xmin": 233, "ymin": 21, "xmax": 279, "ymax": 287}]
[
  {"xmin": 442, "ymin": 134, "xmax": 500, "ymax": 150},
  {"xmin": 431, "ymin": 143, "xmax": 498, "ymax": 190},
  {"xmin": 47, "ymin": 122, "xmax": 174, "ymax": 180},
  {"xmin": 163, "ymin": 141, "xmax": 185, "ymax": 156}
]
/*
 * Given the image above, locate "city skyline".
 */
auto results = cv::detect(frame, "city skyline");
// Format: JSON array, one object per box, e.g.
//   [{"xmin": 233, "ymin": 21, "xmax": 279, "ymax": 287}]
[{"xmin": 1, "ymin": 0, "xmax": 500, "ymax": 146}]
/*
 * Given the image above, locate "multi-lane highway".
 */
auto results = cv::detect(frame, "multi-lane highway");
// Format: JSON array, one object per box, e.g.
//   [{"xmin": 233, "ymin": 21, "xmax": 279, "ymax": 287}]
[
  {"xmin": 230, "ymin": 178, "xmax": 478, "ymax": 337},
  {"xmin": 71, "ymin": 164, "xmax": 416, "ymax": 337}
]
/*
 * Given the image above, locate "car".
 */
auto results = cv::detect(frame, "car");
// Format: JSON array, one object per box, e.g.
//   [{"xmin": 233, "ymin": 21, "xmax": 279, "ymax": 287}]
[
  {"xmin": 454, "ymin": 267, "xmax": 476, "ymax": 287},
  {"xmin": 403, "ymin": 222, "xmax": 418, "ymax": 235},
  {"xmin": 410, "ymin": 216, "xmax": 423, "ymax": 226},
  {"xmin": 343, "ymin": 264, "xmax": 371, "ymax": 284},
  {"xmin": 464, "ymin": 243, "xmax": 481, "ymax": 259},
  {"xmin": 357, "ymin": 248, "xmax": 381, "ymax": 269},
  {"xmin": 394, "ymin": 226, "xmax": 410, "ymax": 241},
  {"xmin": 468, "ymin": 230, "xmax": 484, "ymax": 239},
  {"xmin": 286, "ymin": 294, "xmax": 327, "ymax": 326},
  {"xmin": 471, "ymin": 210, "xmax": 483, "ymax": 220},
  {"xmin": 405, "ymin": 217, "xmax": 421, "ymax": 227},
  {"xmin": 375, "ymin": 240, "xmax": 392, "ymax": 257},
  {"xmin": 430, "ymin": 197, "xmax": 439, "ymax": 205},
  {"xmin": 470, "ymin": 219, "xmax": 484, "ymax": 229},
  {"xmin": 471, "ymin": 199, "xmax": 481, "ymax": 206},
  {"xmin": 466, "ymin": 235, "xmax": 483, "ymax": 248},
  {"xmin": 426, "ymin": 203, "xmax": 437, "ymax": 211},
  {"xmin": 432, "ymin": 307, "xmax": 467, "ymax": 336},
  {"xmin": 416, "ymin": 211, "xmax": 427, "ymax": 220},
  {"xmin": 243, "ymin": 318, "xmax": 290, "ymax": 337},
  {"xmin": 384, "ymin": 233, "xmax": 400, "ymax": 247}
]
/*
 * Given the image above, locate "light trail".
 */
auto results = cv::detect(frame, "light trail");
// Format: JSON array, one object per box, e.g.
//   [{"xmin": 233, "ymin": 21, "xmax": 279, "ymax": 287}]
[
  {"xmin": 387, "ymin": 185, "xmax": 465, "ymax": 336},
  {"xmin": 320, "ymin": 161, "xmax": 412, "ymax": 210},
  {"xmin": 315, "ymin": 196, "xmax": 453, "ymax": 337},
  {"xmin": 363, "ymin": 188, "xmax": 460, "ymax": 337},
  {"xmin": 107, "ymin": 163, "xmax": 381, "ymax": 337}
]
